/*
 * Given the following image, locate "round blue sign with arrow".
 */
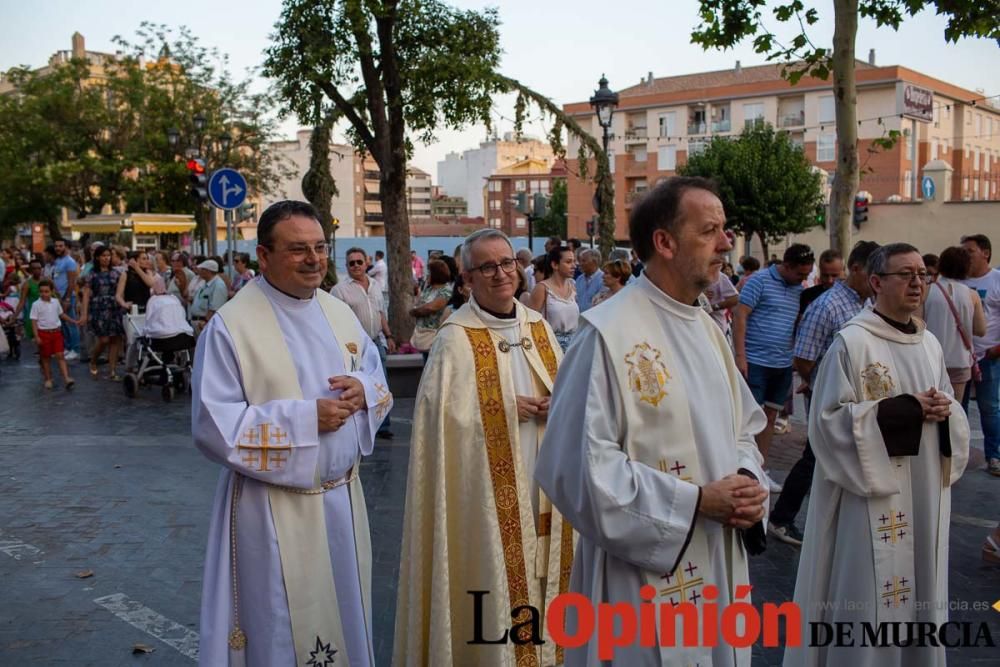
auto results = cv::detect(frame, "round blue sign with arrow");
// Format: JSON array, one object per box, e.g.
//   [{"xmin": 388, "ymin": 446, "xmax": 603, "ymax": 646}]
[
  {"xmin": 208, "ymin": 168, "xmax": 248, "ymax": 210},
  {"xmin": 921, "ymin": 175, "xmax": 935, "ymax": 201}
]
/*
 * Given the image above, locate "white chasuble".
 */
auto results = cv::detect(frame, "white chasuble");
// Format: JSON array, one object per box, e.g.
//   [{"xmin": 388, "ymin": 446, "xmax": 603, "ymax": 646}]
[
  {"xmin": 194, "ymin": 277, "xmax": 392, "ymax": 667},
  {"xmin": 785, "ymin": 309, "xmax": 969, "ymax": 667},
  {"xmin": 535, "ymin": 275, "xmax": 767, "ymax": 667},
  {"xmin": 393, "ymin": 298, "xmax": 575, "ymax": 667}
]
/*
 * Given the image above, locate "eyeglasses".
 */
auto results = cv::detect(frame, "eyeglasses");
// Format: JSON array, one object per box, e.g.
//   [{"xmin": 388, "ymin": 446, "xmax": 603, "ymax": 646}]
[
  {"xmin": 470, "ymin": 258, "xmax": 517, "ymax": 278},
  {"xmin": 877, "ymin": 271, "xmax": 932, "ymax": 284},
  {"xmin": 348, "ymin": 259, "xmax": 366, "ymax": 267},
  {"xmin": 273, "ymin": 242, "xmax": 328, "ymax": 260}
]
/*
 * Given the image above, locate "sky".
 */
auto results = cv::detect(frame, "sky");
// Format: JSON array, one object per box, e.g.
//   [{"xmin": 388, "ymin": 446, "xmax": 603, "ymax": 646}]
[{"xmin": 1, "ymin": 0, "xmax": 997, "ymax": 178}]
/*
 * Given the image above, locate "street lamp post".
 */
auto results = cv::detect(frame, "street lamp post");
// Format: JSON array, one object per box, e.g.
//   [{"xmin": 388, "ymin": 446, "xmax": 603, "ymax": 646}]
[{"xmin": 589, "ymin": 75, "xmax": 618, "ymax": 253}]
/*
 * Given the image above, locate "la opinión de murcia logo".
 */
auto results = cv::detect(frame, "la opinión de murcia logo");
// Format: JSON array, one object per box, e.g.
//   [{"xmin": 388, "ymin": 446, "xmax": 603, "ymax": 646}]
[{"xmin": 466, "ymin": 589, "xmax": 997, "ymax": 660}]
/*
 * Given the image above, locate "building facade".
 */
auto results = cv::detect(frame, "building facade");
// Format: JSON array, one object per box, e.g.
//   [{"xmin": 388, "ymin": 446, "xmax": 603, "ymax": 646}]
[
  {"xmin": 485, "ymin": 160, "xmax": 567, "ymax": 236},
  {"xmin": 263, "ymin": 130, "xmax": 358, "ymax": 235},
  {"xmin": 437, "ymin": 134, "xmax": 555, "ymax": 217},
  {"xmin": 564, "ymin": 60, "xmax": 1000, "ymax": 240},
  {"xmin": 352, "ymin": 156, "xmax": 440, "ymax": 237}
]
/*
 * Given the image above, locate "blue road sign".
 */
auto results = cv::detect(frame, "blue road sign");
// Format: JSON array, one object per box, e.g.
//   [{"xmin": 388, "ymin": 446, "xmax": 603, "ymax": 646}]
[
  {"xmin": 208, "ymin": 168, "xmax": 248, "ymax": 210},
  {"xmin": 922, "ymin": 175, "xmax": 935, "ymax": 200}
]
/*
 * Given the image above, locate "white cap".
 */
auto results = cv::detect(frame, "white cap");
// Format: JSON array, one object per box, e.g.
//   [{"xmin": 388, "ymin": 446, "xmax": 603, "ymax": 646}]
[{"xmin": 197, "ymin": 259, "xmax": 220, "ymax": 273}]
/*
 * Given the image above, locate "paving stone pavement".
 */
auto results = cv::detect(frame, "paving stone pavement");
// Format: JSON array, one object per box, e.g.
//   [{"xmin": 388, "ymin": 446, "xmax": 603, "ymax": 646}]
[{"xmin": 0, "ymin": 354, "xmax": 998, "ymax": 665}]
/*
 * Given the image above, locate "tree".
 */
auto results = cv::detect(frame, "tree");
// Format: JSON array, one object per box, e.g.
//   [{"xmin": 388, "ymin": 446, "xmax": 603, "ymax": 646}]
[
  {"xmin": 535, "ymin": 178, "xmax": 568, "ymax": 239},
  {"xmin": 301, "ymin": 110, "xmax": 340, "ymax": 288},
  {"xmin": 264, "ymin": 0, "xmax": 504, "ymax": 338},
  {"xmin": 691, "ymin": 0, "xmax": 999, "ymax": 258},
  {"xmin": 0, "ymin": 23, "xmax": 289, "ymax": 243},
  {"xmin": 680, "ymin": 123, "xmax": 824, "ymax": 257}
]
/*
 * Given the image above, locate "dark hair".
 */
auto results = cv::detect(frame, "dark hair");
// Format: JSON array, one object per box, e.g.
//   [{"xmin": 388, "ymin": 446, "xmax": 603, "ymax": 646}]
[
  {"xmin": 783, "ymin": 243, "xmax": 815, "ymax": 266},
  {"xmin": 740, "ymin": 256, "xmax": 761, "ymax": 272},
  {"xmin": 375, "ymin": 250, "xmax": 385, "ymax": 259},
  {"xmin": 922, "ymin": 253, "xmax": 938, "ymax": 269},
  {"xmin": 345, "ymin": 247, "xmax": 366, "ymax": 261},
  {"xmin": 427, "ymin": 258, "xmax": 450, "ymax": 285},
  {"xmin": 28, "ymin": 259, "xmax": 42, "ymax": 268},
  {"xmin": 44, "ymin": 245, "xmax": 55, "ymax": 257},
  {"xmin": 629, "ymin": 176, "xmax": 720, "ymax": 262},
  {"xmin": 127, "ymin": 250, "xmax": 147, "ymax": 261},
  {"xmin": 568, "ymin": 238, "xmax": 582, "ymax": 250},
  {"xmin": 603, "ymin": 259, "xmax": 631, "ymax": 286},
  {"xmin": 847, "ymin": 240, "xmax": 880, "ymax": 270},
  {"xmin": 439, "ymin": 255, "xmax": 460, "ymax": 282},
  {"xmin": 818, "ymin": 249, "xmax": 843, "ymax": 265},
  {"xmin": 867, "ymin": 242, "xmax": 921, "ymax": 277},
  {"xmin": 937, "ymin": 246, "xmax": 971, "ymax": 280},
  {"xmin": 38, "ymin": 278, "xmax": 55, "ymax": 290},
  {"xmin": 961, "ymin": 234, "xmax": 991, "ymax": 261},
  {"xmin": 257, "ymin": 200, "xmax": 320, "ymax": 249},
  {"xmin": 92, "ymin": 245, "xmax": 112, "ymax": 271},
  {"xmin": 545, "ymin": 246, "xmax": 573, "ymax": 278}
]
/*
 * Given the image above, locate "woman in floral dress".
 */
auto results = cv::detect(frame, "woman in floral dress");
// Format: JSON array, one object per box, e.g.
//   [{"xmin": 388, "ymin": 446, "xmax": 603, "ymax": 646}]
[{"xmin": 79, "ymin": 246, "xmax": 124, "ymax": 380}]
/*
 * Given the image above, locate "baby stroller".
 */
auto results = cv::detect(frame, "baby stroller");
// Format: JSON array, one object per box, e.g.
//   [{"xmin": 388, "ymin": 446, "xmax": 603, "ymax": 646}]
[{"xmin": 122, "ymin": 311, "xmax": 195, "ymax": 402}]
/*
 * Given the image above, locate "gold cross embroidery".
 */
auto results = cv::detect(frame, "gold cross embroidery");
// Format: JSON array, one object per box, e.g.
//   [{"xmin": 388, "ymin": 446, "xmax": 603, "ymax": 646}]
[
  {"xmin": 237, "ymin": 423, "xmax": 293, "ymax": 472},
  {"xmin": 876, "ymin": 509, "xmax": 909, "ymax": 545},
  {"xmin": 881, "ymin": 575, "xmax": 912, "ymax": 608},
  {"xmin": 658, "ymin": 458, "xmax": 693, "ymax": 483},
  {"xmin": 659, "ymin": 562, "xmax": 705, "ymax": 605}
]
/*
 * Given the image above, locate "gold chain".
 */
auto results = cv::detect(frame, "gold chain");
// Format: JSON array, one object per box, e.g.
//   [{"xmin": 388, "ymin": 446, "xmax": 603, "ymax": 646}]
[
  {"xmin": 268, "ymin": 466, "xmax": 357, "ymax": 495},
  {"xmin": 228, "ymin": 474, "xmax": 247, "ymax": 650}
]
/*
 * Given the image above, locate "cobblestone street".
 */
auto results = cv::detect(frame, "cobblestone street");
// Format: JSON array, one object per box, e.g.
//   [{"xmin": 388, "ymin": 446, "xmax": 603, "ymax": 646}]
[{"xmin": 0, "ymin": 355, "xmax": 998, "ymax": 665}]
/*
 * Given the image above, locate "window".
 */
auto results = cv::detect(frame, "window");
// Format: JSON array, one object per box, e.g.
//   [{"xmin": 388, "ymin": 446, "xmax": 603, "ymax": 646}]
[
  {"xmin": 904, "ymin": 131, "xmax": 913, "ymax": 160},
  {"xmin": 904, "ymin": 170, "xmax": 912, "ymax": 198},
  {"xmin": 966, "ymin": 110, "xmax": 972, "ymax": 125},
  {"xmin": 933, "ymin": 105, "xmax": 940, "ymax": 128},
  {"xmin": 633, "ymin": 146, "xmax": 648, "ymax": 162},
  {"xmin": 818, "ymin": 95, "xmax": 836, "ymax": 124},
  {"xmin": 974, "ymin": 147, "xmax": 980, "ymax": 170},
  {"xmin": 965, "ymin": 144, "xmax": 971, "ymax": 159},
  {"xmin": 743, "ymin": 103, "xmax": 764, "ymax": 128},
  {"xmin": 657, "ymin": 145, "xmax": 677, "ymax": 171},
  {"xmin": 658, "ymin": 111, "xmax": 677, "ymax": 138},
  {"xmin": 817, "ymin": 133, "xmax": 836, "ymax": 161},
  {"xmin": 514, "ymin": 179, "xmax": 526, "ymax": 192},
  {"xmin": 688, "ymin": 139, "xmax": 708, "ymax": 157},
  {"xmin": 491, "ymin": 217, "xmax": 501, "ymax": 228},
  {"xmin": 490, "ymin": 199, "xmax": 501, "ymax": 211},
  {"xmin": 974, "ymin": 179, "xmax": 980, "ymax": 199},
  {"xmin": 932, "ymin": 141, "xmax": 938, "ymax": 160},
  {"xmin": 489, "ymin": 180, "xmax": 501, "ymax": 192},
  {"xmin": 515, "ymin": 217, "xmax": 526, "ymax": 228},
  {"xmin": 976, "ymin": 114, "xmax": 983, "ymax": 135},
  {"xmin": 539, "ymin": 180, "xmax": 550, "ymax": 194},
  {"xmin": 530, "ymin": 180, "xmax": 540, "ymax": 192}
]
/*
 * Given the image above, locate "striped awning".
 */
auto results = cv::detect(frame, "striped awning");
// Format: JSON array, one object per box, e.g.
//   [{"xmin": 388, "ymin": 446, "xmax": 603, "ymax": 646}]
[{"xmin": 72, "ymin": 214, "xmax": 196, "ymax": 235}]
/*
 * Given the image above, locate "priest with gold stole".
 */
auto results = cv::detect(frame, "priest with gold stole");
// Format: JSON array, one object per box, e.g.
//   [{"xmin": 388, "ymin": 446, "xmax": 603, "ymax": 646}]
[
  {"xmin": 535, "ymin": 177, "xmax": 770, "ymax": 667},
  {"xmin": 785, "ymin": 243, "xmax": 969, "ymax": 667},
  {"xmin": 393, "ymin": 229, "xmax": 573, "ymax": 667},
  {"xmin": 193, "ymin": 201, "xmax": 392, "ymax": 667}
]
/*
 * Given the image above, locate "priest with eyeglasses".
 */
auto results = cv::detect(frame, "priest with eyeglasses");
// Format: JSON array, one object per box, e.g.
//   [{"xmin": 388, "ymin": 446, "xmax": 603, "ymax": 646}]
[{"xmin": 394, "ymin": 228, "xmax": 575, "ymax": 667}]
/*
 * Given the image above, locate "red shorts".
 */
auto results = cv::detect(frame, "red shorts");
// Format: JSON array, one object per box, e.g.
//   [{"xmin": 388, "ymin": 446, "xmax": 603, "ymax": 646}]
[{"xmin": 36, "ymin": 328, "xmax": 64, "ymax": 358}]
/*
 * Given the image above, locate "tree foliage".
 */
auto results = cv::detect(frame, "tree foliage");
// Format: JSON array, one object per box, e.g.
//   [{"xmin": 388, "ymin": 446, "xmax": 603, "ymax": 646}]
[
  {"xmin": 680, "ymin": 123, "xmax": 824, "ymax": 257},
  {"xmin": 0, "ymin": 23, "xmax": 289, "ymax": 241},
  {"xmin": 535, "ymin": 178, "xmax": 568, "ymax": 239},
  {"xmin": 264, "ymin": 0, "xmax": 505, "ymax": 338},
  {"xmin": 691, "ymin": 0, "xmax": 998, "ymax": 258}
]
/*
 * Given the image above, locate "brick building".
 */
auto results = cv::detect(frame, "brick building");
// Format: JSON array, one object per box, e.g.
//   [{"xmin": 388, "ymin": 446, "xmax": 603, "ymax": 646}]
[
  {"xmin": 485, "ymin": 160, "xmax": 567, "ymax": 236},
  {"xmin": 563, "ymin": 60, "xmax": 1000, "ymax": 240}
]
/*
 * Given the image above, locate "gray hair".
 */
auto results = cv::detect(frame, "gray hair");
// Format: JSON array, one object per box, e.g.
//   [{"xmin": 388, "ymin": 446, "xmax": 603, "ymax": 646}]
[
  {"xmin": 866, "ymin": 242, "xmax": 920, "ymax": 277},
  {"xmin": 609, "ymin": 248, "xmax": 630, "ymax": 263},
  {"xmin": 516, "ymin": 247, "xmax": 533, "ymax": 261},
  {"xmin": 579, "ymin": 247, "xmax": 602, "ymax": 263},
  {"xmin": 461, "ymin": 229, "xmax": 514, "ymax": 270}
]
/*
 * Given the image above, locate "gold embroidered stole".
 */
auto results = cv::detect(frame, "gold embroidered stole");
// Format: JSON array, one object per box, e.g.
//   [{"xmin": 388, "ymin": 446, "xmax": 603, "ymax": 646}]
[
  {"xmin": 219, "ymin": 280, "xmax": 373, "ymax": 666},
  {"xmin": 838, "ymin": 324, "xmax": 951, "ymax": 624},
  {"xmin": 583, "ymin": 286, "xmax": 749, "ymax": 667}
]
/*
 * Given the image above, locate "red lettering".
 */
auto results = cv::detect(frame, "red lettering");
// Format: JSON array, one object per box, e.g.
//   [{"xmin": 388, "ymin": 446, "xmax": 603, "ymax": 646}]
[
  {"xmin": 546, "ymin": 593, "xmax": 594, "ymax": 649},
  {"xmin": 701, "ymin": 585, "xmax": 719, "ymax": 647},
  {"xmin": 660, "ymin": 603, "xmax": 700, "ymax": 647},
  {"xmin": 763, "ymin": 602, "xmax": 802, "ymax": 647},
  {"xmin": 597, "ymin": 602, "xmax": 637, "ymax": 660},
  {"xmin": 639, "ymin": 585, "xmax": 657, "ymax": 647}
]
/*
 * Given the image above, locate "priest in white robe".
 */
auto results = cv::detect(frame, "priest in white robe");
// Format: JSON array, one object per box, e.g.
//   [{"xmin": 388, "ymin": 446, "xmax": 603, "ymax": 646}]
[
  {"xmin": 193, "ymin": 201, "xmax": 392, "ymax": 667},
  {"xmin": 785, "ymin": 243, "xmax": 969, "ymax": 667},
  {"xmin": 536, "ymin": 177, "xmax": 769, "ymax": 667},
  {"xmin": 394, "ymin": 229, "xmax": 573, "ymax": 667}
]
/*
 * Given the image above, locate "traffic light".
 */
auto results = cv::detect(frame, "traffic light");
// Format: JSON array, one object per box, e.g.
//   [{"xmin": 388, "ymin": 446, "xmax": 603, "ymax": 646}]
[
  {"xmin": 853, "ymin": 194, "xmax": 869, "ymax": 228},
  {"xmin": 586, "ymin": 216, "xmax": 598, "ymax": 238},
  {"xmin": 532, "ymin": 193, "xmax": 548, "ymax": 218},
  {"xmin": 187, "ymin": 158, "xmax": 208, "ymax": 203},
  {"xmin": 237, "ymin": 202, "xmax": 257, "ymax": 221},
  {"xmin": 816, "ymin": 204, "xmax": 826, "ymax": 226},
  {"xmin": 515, "ymin": 192, "xmax": 528, "ymax": 214}
]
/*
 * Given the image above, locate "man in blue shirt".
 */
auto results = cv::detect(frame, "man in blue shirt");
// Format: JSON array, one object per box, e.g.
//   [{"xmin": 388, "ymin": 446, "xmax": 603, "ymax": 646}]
[
  {"xmin": 51, "ymin": 239, "xmax": 80, "ymax": 360},
  {"xmin": 733, "ymin": 243, "xmax": 814, "ymax": 492},
  {"xmin": 575, "ymin": 248, "xmax": 604, "ymax": 312},
  {"xmin": 769, "ymin": 241, "xmax": 880, "ymax": 545}
]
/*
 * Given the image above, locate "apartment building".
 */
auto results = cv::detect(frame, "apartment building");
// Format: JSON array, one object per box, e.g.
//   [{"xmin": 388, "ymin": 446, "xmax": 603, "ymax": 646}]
[
  {"xmin": 353, "ymin": 156, "xmax": 438, "ymax": 237},
  {"xmin": 563, "ymin": 60, "xmax": 1000, "ymax": 240},
  {"xmin": 485, "ymin": 159, "xmax": 567, "ymax": 236}
]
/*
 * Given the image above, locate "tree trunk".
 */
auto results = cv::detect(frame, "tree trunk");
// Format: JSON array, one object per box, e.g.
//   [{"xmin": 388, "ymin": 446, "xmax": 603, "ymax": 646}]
[
  {"xmin": 831, "ymin": 0, "xmax": 859, "ymax": 257},
  {"xmin": 758, "ymin": 232, "xmax": 768, "ymax": 261},
  {"xmin": 46, "ymin": 215, "xmax": 63, "ymax": 242},
  {"xmin": 380, "ymin": 157, "xmax": 414, "ymax": 341}
]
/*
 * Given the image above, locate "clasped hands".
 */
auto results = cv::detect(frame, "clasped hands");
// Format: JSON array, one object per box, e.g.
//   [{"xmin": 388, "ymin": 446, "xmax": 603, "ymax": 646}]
[
  {"xmin": 317, "ymin": 376, "xmax": 366, "ymax": 433},
  {"xmin": 913, "ymin": 387, "xmax": 951, "ymax": 422},
  {"xmin": 516, "ymin": 395, "xmax": 550, "ymax": 423},
  {"xmin": 699, "ymin": 474, "xmax": 768, "ymax": 529}
]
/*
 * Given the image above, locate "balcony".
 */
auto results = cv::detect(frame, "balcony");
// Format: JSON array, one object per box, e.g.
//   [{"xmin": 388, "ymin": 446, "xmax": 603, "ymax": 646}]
[
  {"xmin": 364, "ymin": 192, "xmax": 380, "ymax": 201},
  {"xmin": 363, "ymin": 170, "xmax": 380, "ymax": 180},
  {"xmin": 623, "ymin": 154, "xmax": 648, "ymax": 176},
  {"xmin": 624, "ymin": 127, "xmax": 648, "ymax": 143},
  {"xmin": 711, "ymin": 119, "xmax": 731, "ymax": 133},
  {"xmin": 781, "ymin": 111, "xmax": 805, "ymax": 127},
  {"xmin": 364, "ymin": 213, "xmax": 384, "ymax": 225},
  {"xmin": 624, "ymin": 190, "xmax": 648, "ymax": 207},
  {"xmin": 687, "ymin": 122, "xmax": 707, "ymax": 135}
]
